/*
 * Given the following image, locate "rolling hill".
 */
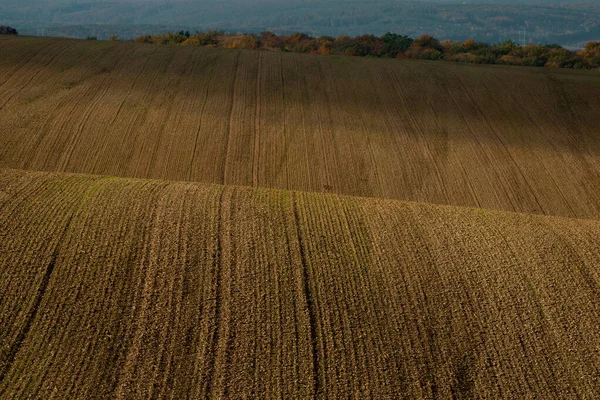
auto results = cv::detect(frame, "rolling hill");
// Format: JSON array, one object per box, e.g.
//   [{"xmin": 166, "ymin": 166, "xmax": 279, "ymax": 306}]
[
  {"xmin": 1, "ymin": 168, "xmax": 600, "ymax": 398},
  {"xmin": 1, "ymin": 36, "xmax": 600, "ymax": 219},
  {"xmin": 1, "ymin": 35, "xmax": 600, "ymax": 399}
]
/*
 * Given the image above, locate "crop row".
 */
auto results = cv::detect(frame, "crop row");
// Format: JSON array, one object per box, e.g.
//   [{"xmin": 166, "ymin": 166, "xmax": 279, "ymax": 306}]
[
  {"xmin": 1, "ymin": 168, "xmax": 599, "ymax": 398},
  {"xmin": 1, "ymin": 37, "xmax": 600, "ymax": 219}
]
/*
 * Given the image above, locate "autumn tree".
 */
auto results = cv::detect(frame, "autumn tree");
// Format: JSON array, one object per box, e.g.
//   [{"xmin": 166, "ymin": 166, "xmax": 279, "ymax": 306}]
[
  {"xmin": 259, "ymin": 31, "xmax": 282, "ymax": 49},
  {"xmin": 181, "ymin": 36, "xmax": 201, "ymax": 46},
  {"xmin": 491, "ymin": 40, "xmax": 519, "ymax": 56},
  {"xmin": 282, "ymin": 33, "xmax": 317, "ymax": 53},
  {"xmin": 315, "ymin": 37, "xmax": 334, "ymax": 55},
  {"xmin": 582, "ymin": 42, "xmax": 600, "ymax": 67},
  {"xmin": 405, "ymin": 35, "xmax": 444, "ymax": 60},
  {"xmin": 413, "ymin": 35, "xmax": 443, "ymax": 51},
  {"xmin": 332, "ymin": 35, "xmax": 354, "ymax": 55},
  {"xmin": 134, "ymin": 35, "xmax": 153, "ymax": 44},
  {"xmin": 195, "ymin": 30, "xmax": 221, "ymax": 46},
  {"xmin": 381, "ymin": 33, "xmax": 413, "ymax": 58}
]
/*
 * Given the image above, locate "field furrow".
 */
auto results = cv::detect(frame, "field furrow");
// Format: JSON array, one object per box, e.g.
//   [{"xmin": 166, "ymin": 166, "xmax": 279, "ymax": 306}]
[
  {"xmin": 1, "ymin": 34, "xmax": 600, "ymax": 398},
  {"xmin": 0, "ymin": 40, "xmax": 77, "ymax": 111},
  {"xmin": 187, "ymin": 50, "xmax": 241, "ymax": 184},
  {"xmin": 1, "ymin": 169, "xmax": 600, "ymax": 397},
  {"xmin": 1, "ymin": 37, "xmax": 599, "ymax": 219},
  {"xmin": 0, "ymin": 38, "xmax": 48, "ymax": 88},
  {"xmin": 188, "ymin": 51, "xmax": 221, "ymax": 181}
]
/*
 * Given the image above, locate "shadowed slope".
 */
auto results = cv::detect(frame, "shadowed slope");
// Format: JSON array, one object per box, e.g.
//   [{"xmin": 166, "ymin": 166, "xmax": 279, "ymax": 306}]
[
  {"xmin": 1, "ymin": 36, "xmax": 600, "ymax": 218},
  {"xmin": 1, "ymin": 168, "xmax": 599, "ymax": 399}
]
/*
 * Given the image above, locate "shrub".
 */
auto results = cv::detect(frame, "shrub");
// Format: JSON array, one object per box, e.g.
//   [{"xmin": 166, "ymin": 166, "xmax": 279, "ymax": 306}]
[{"xmin": 0, "ymin": 25, "xmax": 18, "ymax": 35}]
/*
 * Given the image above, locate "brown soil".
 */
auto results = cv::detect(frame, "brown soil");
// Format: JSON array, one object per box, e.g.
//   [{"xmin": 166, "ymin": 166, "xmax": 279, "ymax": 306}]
[
  {"xmin": 1, "ymin": 35, "xmax": 600, "ymax": 398},
  {"xmin": 1, "ymin": 36, "xmax": 600, "ymax": 218},
  {"xmin": 1, "ymin": 168, "xmax": 599, "ymax": 398}
]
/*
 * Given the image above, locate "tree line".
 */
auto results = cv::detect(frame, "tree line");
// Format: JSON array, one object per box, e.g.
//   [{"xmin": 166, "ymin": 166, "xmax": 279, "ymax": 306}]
[
  {"xmin": 0, "ymin": 25, "xmax": 18, "ymax": 35},
  {"xmin": 2, "ymin": 24, "xmax": 598, "ymax": 71},
  {"xmin": 133, "ymin": 31, "xmax": 600, "ymax": 71}
]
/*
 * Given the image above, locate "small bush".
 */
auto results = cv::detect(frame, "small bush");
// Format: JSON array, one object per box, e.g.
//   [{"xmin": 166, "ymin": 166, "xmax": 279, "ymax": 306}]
[{"xmin": 0, "ymin": 25, "xmax": 18, "ymax": 35}]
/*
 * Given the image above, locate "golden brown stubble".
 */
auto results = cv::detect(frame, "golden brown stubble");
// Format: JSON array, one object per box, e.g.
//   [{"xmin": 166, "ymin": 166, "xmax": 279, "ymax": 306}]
[
  {"xmin": 114, "ymin": 182, "xmax": 192, "ymax": 399},
  {"xmin": 479, "ymin": 211, "xmax": 600, "ymax": 396},
  {"xmin": 193, "ymin": 187, "xmax": 317, "ymax": 398},
  {"xmin": 0, "ymin": 175, "xmax": 219, "ymax": 399}
]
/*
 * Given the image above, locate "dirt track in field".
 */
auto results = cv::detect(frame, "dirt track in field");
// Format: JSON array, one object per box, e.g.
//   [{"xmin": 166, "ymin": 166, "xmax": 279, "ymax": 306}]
[
  {"xmin": 1, "ymin": 168, "xmax": 600, "ymax": 399},
  {"xmin": 1, "ymin": 36, "xmax": 600, "ymax": 219}
]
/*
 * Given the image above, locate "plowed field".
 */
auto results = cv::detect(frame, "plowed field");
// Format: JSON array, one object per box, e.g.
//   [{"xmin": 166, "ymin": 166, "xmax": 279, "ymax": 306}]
[
  {"xmin": 1, "ymin": 36, "xmax": 600, "ymax": 218},
  {"xmin": 1, "ymin": 168, "xmax": 600, "ymax": 399},
  {"xmin": 2, "ymin": 36, "xmax": 600, "ymax": 398}
]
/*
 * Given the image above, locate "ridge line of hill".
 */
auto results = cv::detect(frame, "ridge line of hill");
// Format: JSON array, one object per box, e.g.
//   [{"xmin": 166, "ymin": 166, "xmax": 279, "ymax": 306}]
[{"xmin": 2, "ymin": 167, "xmax": 599, "ymax": 224}]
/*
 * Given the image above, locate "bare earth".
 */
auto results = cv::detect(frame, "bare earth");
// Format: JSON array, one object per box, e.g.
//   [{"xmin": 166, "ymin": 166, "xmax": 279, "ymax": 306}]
[
  {"xmin": 1, "ymin": 168, "xmax": 600, "ymax": 398},
  {"xmin": 1, "ymin": 36, "xmax": 600, "ymax": 399},
  {"xmin": 1, "ymin": 36, "xmax": 600, "ymax": 218}
]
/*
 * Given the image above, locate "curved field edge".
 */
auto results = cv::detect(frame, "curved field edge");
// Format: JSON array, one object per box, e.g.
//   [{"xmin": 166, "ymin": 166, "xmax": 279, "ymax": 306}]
[
  {"xmin": 1, "ymin": 168, "xmax": 599, "ymax": 398},
  {"xmin": 1, "ymin": 36, "xmax": 600, "ymax": 219}
]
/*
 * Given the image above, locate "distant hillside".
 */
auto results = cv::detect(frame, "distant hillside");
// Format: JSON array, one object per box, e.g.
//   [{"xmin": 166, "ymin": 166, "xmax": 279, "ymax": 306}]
[
  {"xmin": 1, "ymin": 36, "xmax": 600, "ymax": 218},
  {"xmin": 3, "ymin": 0, "xmax": 600, "ymax": 45},
  {"xmin": 2, "ymin": 167, "xmax": 600, "ymax": 398}
]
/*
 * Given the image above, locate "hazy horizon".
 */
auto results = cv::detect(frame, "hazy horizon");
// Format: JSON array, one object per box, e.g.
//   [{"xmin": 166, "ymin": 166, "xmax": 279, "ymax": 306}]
[{"xmin": 1, "ymin": 0, "xmax": 599, "ymax": 46}]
